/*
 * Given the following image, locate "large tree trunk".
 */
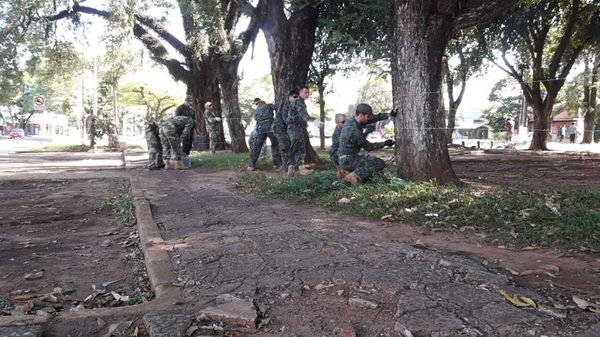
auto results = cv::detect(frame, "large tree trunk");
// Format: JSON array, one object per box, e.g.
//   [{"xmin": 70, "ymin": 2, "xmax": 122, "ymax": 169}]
[
  {"xmin": 188, "ymin": 61, "xmax": 226, "ymax": 151},
  {"xmin": 261, "ymin": 0, "xmax": 321, "ymax": 163},
  {"xmin": 218, "ymin": 59, "xmax": 249, "ymax": 153},
  {"xmin": 391, "ymin": 0, "xmax": 458, "ymax": 184},
  {"xmin": 529, "ymin": 103, "xmax": 551, "ymax": 150},
  {"xmin": 318, "ymin": 82, "xmax": 326, "ymax": 150},
  {"xmin": 582, "ymin": 55, "xmax": 598, "ymax": 144}
]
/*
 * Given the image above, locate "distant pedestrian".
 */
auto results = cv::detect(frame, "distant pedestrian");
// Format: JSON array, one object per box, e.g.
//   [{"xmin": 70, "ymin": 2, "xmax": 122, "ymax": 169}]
[
  {"xmin": 567, "ymin": 122, "xmax": 577, "ymax": 143},
  {"xmin": 557, "ymin": 125, "xmax": 564, "ymax": 143},
  {"xmin": 504, "ymin": 118, "xmax": 514, "ymax": 143},
  {"xmin": 159, "ymin": 115, "xmax": 195, "ymax": 170},
  {"xmin": 204, "ymin": 102, "xmax": 221, "ymax": 154},
  {"xmin": 175, "ymin": 95, "xmax": 196, "ymax": 155}
]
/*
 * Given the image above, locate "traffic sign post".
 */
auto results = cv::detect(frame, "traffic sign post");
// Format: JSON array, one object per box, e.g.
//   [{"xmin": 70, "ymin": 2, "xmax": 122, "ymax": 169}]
[{"xmin": 33, "ymin": 96, "xmax": 45, "ymax": 111}]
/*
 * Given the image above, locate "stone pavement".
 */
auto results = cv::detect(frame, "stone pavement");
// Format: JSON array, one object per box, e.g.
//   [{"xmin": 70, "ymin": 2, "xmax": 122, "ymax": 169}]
[{"xmin": 136, "ymin": 169, "xmax": 599, "ymax": 337}]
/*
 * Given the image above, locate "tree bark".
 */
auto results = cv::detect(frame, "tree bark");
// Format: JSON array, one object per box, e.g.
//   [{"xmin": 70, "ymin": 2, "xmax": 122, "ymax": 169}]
[
  {"xmin": 188, "ymin": 60, "xmax": 226, "ymax": 151},
  {"xmin": 218, "ymin": 59, "xmax": 249, "ymax": 153},
  {"xmin": 260, "ymin": 0, "xmax": 321, "ymax": 163},
  {"xmin": 529, "ymin": 103, "xmax": 551, "ymax": 150},
  {"xmin": 318, "ymin": 82, "xmax": 326, "ymax": 150},
  {"xmin": 582, "ymin": 54, "xmax": 598, "ymax": 144},
  {"xmin": 391, "ymin": 1, "xmax": 458, "ymax": 184}
]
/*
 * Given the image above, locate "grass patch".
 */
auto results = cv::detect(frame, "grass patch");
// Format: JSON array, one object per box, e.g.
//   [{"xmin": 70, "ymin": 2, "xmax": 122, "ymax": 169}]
[
  {"xmin": 189, "ymin": 148, "xmax": 334, "ymax": 171},
  {"xmin": 97, "ymin": 179, "xmax": 136, "ymax": 225},
  {"xmin": 235, "ymin": 172, "xmax": 600, "ymax": 252},
  {"xmin": 22, "ymin": 144, "xmax": 91, "ymax": 153},
  {"xmin": 20, "ymin": 143, "xmax": 144, "ymax": 153}
]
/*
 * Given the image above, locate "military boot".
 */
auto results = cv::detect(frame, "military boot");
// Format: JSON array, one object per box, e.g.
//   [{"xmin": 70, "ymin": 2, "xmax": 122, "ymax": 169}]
[
  {"xmin": 175, "ymin": 160, "xmax": 187, "ymax": 170},
  {"xmin": 164, "ymin": 160, "xmax": 172, "ymax": 170},
  {"xmin": 343, "ymin": 172, "xmax": 360, "ymax": 185},
  {"xmin": 336, "ymin": 168, "xmax": 350, "ymax": 180}
]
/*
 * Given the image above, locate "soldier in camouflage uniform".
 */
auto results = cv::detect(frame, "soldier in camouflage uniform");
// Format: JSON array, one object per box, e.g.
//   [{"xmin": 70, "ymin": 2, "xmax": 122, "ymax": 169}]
[
  {"xmin": 145, "ymin": 121, "xmax": 165, "ymax": 170},
  {"xmin": 273, "ymin": 90, "xmax": 297, "ymax": 172},
  {"xmin": 331, "ymin": 110, "xmax": 396, "ymax": 167},
  {"xmin": 286, "ymin": 86, "xmax": 311, "ymax": 176},
  {"xmin": 204, "ymin": 101, "xmax": 221, "ymax": 154},
  {"xmin": 248, "ymin": 98, "xmax": 281, "ymax": 171},
  {"xmin": 159, "ymin": 115, "xmax": 196, "ymax": 170},
  {"xmin": 338, "ymin": 103, "xmax": 395, "ymax": 185},
  {"xmin": 175, "ymin": 95, "xmax": 196, "ymax": 155}
]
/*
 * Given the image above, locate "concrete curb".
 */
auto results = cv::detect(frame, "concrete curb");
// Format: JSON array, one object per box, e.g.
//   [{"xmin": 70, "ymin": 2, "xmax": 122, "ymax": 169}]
[{"xmin": 130, "ymin": 177, "xmax": 180, "ymax": 299}]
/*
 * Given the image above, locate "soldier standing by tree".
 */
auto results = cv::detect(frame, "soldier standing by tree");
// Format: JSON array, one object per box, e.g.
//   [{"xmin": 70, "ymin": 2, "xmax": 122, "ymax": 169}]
[
  {"xmin": 286, "ymin": 86, "xmax": 311, "ymax": 176},
  {"xmin": 203, "ymin": 102, "xmax": 221, "ymax": 154},
  {"xmin": 273, "ymin": 90, "xmax": 297, "ymax": 173},
  {"xmin": 338, "ymin": 103, "xmax": 395, "ymax": 185}
]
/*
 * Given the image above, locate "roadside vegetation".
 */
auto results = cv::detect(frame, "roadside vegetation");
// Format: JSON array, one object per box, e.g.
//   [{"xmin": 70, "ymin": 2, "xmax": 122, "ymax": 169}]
[
  {"xmin": 235, "ymin": 171, "xmax": 600, "ymax": 253},
  {"xmin": 19, "ymin": 144, "xmax": 144, "ymax": 153}
]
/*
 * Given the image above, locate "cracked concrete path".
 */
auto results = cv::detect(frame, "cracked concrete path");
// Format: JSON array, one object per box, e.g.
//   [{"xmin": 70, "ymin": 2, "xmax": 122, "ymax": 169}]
[{"xmin": 138, "ymin": 169, "xmax": 599, "ymax": 337}]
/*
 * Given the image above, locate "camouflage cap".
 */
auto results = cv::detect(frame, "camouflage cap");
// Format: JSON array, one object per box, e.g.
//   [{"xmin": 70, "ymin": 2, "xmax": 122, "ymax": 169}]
[{"xmin": 185, "ymin": 95, "xmax": 194, "ymax": 102}]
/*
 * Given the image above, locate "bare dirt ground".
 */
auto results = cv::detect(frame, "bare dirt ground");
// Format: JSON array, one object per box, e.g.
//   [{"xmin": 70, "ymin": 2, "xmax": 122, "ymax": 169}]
[{"xmin": 0, "ymin": 178, "xmax": 152, "ymax": 318}]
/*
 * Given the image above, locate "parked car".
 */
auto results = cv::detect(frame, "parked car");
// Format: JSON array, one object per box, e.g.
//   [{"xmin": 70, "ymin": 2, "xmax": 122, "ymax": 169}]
[{"xmin": 9, "ymin": 128, "xmax": 25, "ymax": 139}]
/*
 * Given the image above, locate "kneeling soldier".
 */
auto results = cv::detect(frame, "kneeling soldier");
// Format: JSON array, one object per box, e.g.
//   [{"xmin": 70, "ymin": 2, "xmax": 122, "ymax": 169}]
[{"xmin": 338, "ymin": 103, "xmax": 394, "ymax": 185}]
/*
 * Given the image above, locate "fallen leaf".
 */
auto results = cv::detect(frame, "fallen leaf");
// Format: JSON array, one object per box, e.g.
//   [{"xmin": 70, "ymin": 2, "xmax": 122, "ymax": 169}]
[
  {"xmin": 521, "ymin": 246, "xmax": 538, "ymax": 251},
  {"xmin": 111, "ymin": 291, "xmax": 130, "ymax": 302},
  {"xmin": 337, "ymin": 197, "xmax": 351, "ymax": 204},
  {"xmin": 380, "ymin": 214, "xmax": 392, "ymax": 220},
  {"xmin": 572, "ymin": 295, "xmax": 599, "ymax": 313},
  {"xmin": 500, "ymin": 290, "xmax": 536, "ymax": 308}
]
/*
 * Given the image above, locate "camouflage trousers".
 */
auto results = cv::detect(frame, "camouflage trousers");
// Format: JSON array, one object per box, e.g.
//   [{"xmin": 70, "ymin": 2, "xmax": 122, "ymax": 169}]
[
  {"xmin": 339, "ymin": 154, "xmax": 385, "ymax": 182},
  {"xmin": 182, "ymin": 129, "xmax": 194, "ymax": 155},
  {"xmin": 159, "ymin": 124, "xmax": 183, "ymax": 161},
  {"xmin": 145, "ymin": 125, "xmax": 164, "ymax": 169},
  {"xmin": 287, "ymin": 124, "xmax": 306, "ymax": 169},
  {"xmin": 249, "ymin": 131, "xmax": 281, "ymax": 168},
  {"xmin": 207, "ymin": 127, "xmax": 219, "ymax": 153},
  {"xmin": 274, "ymin": 130, "xmax": 290, "ymax": 170}
]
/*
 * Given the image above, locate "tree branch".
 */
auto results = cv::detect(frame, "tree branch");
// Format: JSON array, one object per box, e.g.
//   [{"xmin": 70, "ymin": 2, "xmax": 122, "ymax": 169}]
[
  {"xmin": 132, "ymin": 23, "xmax": 190, "ymax": 83},
  {"xmin": 547, "ymin": 0, "xmax": 580, "ymax": 76},
  {"xmin": 455, "ymin": 0, "xmax": 519, "ymax": 29},
  {"xmin": 135, "ymin": 14, "xmax": 189, "ymax": 58}
]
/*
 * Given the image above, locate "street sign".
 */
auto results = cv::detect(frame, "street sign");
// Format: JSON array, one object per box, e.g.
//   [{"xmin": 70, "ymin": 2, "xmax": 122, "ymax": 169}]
[{"xmin": 33, "ymin": 96, "xmax": 45, "ymax": 111}]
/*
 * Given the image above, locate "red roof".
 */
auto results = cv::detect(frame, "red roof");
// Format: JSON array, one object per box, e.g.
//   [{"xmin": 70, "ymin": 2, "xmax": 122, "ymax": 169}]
[{"xmin": 553, "ymin": 111, "xmax": 578, "ymax": 121}]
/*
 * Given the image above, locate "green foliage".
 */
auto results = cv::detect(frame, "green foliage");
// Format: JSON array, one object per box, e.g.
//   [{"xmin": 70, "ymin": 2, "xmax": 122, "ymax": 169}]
[
  {"xmin": 318, "ymin": 0, "xmax": 392, "ymax": 62},
  {"xmin": 356, "ymin": 73, "xmax": 392, "ymax": 114},
  {"xmin": 236, "ymin": 172, "xmax": 600, "ymax": 252},
  {"xmin": 483, "ymin": 77, "xmax": 523, "ymax": 131}
]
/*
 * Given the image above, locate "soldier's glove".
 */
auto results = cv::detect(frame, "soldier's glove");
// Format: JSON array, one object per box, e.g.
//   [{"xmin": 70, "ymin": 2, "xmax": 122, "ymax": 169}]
[
  {"xmin": 390, "ymin": 108, "xmax": 398, "ymax": 118},
  {"xmin": 384, "ymin": 139, "xmax": 395, "ymax": 147}
]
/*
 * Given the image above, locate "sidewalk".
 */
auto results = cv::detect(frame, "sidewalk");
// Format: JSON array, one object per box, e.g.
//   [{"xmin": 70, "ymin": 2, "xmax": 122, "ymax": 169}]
[
  {"xmin": 135, "ymin": 169, "xmax": 599, "ymax": 337},
  {"xmin": 1, "ymin": 151, "xmax": 598, "ymax": 336}
]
